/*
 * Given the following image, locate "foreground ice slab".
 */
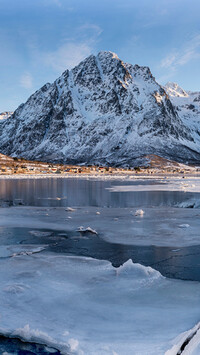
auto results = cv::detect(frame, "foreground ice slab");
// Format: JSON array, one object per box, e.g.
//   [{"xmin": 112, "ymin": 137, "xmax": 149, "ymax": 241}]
[{"xmin": 0, "ymin": 255, "xmax": 200, "ymax": 354}]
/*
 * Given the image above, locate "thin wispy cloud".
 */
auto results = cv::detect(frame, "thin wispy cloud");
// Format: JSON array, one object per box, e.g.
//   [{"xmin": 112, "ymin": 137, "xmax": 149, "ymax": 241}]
[
  {"xmin": 20, "ymin": 72, "xmax": 33, "ymax": 89},
  {"xmin": 43, "ymin": 0, "xmax": 62, "ymax": 8},
  {"xmin": 29, "ymin": 23, "xmax": 102, "ymax": 74},
  {"xmin": 78, "ymin": 24, "xmax": 103, "ymax": 37},
  {"xmin": 160, "ymin": 34, "xmax": 200, "ymax": 71},
  {"xmin": 62, "ymin": 23, "xmax": 103, "ymax": 45},
  {"xmin": 42, "ymin": 42, "xmax": 93, "ymax": 72},
  {"xmin": 52, "ymin": 0, "xmax": 62, "ymax": 7}
]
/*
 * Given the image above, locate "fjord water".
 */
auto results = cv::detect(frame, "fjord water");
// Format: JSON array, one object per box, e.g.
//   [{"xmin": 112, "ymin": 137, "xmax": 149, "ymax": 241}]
[
  {"xmin": 0, "ymin": 177, "xmax": 200, "ymax": 281},
  {"xmin": 0, "ymin": 176, "xmax": 198, "ymax": 207},
  {"xmin": 1, "ymin": 176, "xmax": 200, "ymax": 354}
]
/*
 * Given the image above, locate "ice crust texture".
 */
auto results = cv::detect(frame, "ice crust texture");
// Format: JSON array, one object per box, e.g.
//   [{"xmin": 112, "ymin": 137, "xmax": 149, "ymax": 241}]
[
  {"xmin": 1, "ymin": 254, "xmax": 200, "ymax": 355},
  {"xmin": 0, "ymin": 51, "xmax": 200, "ymax": 165}
]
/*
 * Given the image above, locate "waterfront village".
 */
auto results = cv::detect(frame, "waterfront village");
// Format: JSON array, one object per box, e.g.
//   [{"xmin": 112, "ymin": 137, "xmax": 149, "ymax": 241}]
[{"xmin": 0, "ymin": 153, "xmax": 199, "ymax": 176}]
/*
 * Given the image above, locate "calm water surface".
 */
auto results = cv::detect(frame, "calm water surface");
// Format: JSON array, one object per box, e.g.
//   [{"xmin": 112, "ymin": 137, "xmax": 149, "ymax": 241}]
[{"xmin": 0, "ymin": 177, "xmax": 199, "ymax": 207}]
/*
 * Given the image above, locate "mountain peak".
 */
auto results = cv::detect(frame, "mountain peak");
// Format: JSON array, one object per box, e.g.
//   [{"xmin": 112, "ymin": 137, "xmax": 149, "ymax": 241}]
[
  {"xmin": 74, "ymin": 51, "xmax": 120, "ymax": 70},
  {"xmin": 97, "ymin": 51, "xmax": 119, "ymax": 59},
  {"xmin": 0, "ymin": 52, "xmax": 199, "ymax": 165},
  {"xmin": 165, "ymin": 82, "xmax": 188, "ymax": 98}
]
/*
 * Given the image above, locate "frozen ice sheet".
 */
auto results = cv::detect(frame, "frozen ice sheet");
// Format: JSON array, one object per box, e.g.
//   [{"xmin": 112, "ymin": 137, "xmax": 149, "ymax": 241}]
[
  {"xmin": 0, "ymin": 205, "xmax": 199, "ymax": 247},
  {"xmin": 0, "ymin": 255, "xmax": 200, "ymax": 354},
  {"xmin": 107, "ymin": 176, "xmax": 200, "ymax": 193},
  {"xmin": 0, "ymin": 245, "xmax": 46, "ymax": 258},
  {"xmin": 177, "ymin": 199, "xmax": 200, "ymax": 208}
]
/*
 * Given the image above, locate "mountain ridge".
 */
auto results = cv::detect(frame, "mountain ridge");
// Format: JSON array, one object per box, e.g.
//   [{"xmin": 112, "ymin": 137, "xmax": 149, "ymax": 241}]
[{"xmin": 0, "ymin": 51, "xmax": 200, "ymax": 166}]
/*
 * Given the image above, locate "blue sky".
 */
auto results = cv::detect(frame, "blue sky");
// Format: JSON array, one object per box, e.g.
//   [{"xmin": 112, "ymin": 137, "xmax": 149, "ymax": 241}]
[{"xmin": 0, "ymin": 0, "xmax": 200, "ymax": 112}]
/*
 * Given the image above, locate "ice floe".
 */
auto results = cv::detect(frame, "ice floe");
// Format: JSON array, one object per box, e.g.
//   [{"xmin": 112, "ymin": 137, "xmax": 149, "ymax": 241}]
[
  {"xmin": 178, "ymin": 224, "xmax": 190, "ymax": 228},
  {"xmin": 134, "ymin": 209, "xmax": 145, "ymax": 216},
  {"xmin": 77, "ymin": 226, "xmax": 98, "ymax": 234},
  {"xmin": 65, "ymin": 207, "xmax": 76, "ymax": 212}
]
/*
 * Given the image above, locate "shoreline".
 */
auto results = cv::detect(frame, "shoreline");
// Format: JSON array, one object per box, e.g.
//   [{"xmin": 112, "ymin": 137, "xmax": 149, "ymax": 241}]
[{"xmin": 0, "ymin": 172, "xmax": 200, "ymax": 180}]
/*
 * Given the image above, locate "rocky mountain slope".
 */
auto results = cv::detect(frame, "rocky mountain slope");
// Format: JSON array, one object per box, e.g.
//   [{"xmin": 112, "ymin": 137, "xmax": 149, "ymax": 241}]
[{"xmin": 0, "ymin": 52, "xmax": 199, "ymax": 166}]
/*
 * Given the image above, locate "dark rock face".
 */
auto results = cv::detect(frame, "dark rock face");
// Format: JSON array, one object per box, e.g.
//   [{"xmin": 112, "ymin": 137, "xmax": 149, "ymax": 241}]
[{"xmin": 0, "ymin": 52, "xmax": 200, "ymax": 165}]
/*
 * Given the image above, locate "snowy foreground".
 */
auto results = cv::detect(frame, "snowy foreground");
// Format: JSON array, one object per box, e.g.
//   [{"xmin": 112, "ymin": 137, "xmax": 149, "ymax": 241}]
[
  {"xmin": 0, "ymin": 251, "xmax": 200, "ymax": 355},
  {"xmin": 0, "ymin": 176, "xmax": 200, "ymax": 354},
  {"xmin": 0, "ymin": 205, "xmax": 199, "ymax": 354}
]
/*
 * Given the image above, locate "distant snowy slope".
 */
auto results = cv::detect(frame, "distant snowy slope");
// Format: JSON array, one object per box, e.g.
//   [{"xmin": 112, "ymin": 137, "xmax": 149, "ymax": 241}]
[
  {"xmin": 0, "ymin": 52, "xmax": 199, "ymax": 165},
  {"xmin": 165, "ymin": 82, "xmax": 200, "ymax": 155},
  {"xmin": 0, "ymin": 112, "xmax": 13, "ymax": 121},
  {"xmin": 165, "ymin": 82, "xmax": 189, "ymax": 97}
]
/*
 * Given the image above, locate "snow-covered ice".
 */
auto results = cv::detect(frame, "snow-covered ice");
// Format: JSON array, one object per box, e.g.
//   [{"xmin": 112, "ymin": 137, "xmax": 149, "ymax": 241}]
[
  {"xmin": 0, "ymin": 255, "xmax": 200, "ymax": 354},
  {"xmin": 177, "ymin": 199, "xmax": 200, "ymax": 209},
  {"xmin": 107, "ymin": 176, "xmax": 200, "ymax": 193},
  {"xmin": 77, "ymin": 226, "xmax": 98, "ymax": 234},
  {"xmin": 134, "ymin": 208, "xmax": 145, "ymax": 216},
  {"xmin": 65, "ymin": 207, "xmax": 77, "ymax": 212},
  {"xmin": 178, "ymin": 224, "xmax": 190, "ymax": 228}
]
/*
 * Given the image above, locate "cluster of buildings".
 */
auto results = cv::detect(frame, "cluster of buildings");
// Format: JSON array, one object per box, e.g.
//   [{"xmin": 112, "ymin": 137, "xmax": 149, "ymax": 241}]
[
  {"xmin": 0, "ymin": 162, "xmax": 123, "ymax": 175},
  {"xmin": 0, "ymin": 153, "xmax": 199, "ymax": 176}
]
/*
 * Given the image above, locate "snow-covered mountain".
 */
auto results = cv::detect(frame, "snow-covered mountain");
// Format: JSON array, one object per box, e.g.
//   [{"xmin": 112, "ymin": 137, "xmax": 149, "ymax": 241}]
[
  {"xmin": 0, "ymin": 111, "xmax": 13, "ymax": 121},
  {"xmin": 0, "ymin": 52, "xmax": 199, "ymax": 165},
  {"xmin": 165, "ymin": 82, "xmax": 200, "ymax": 159},
  {"xmin": 164, "ymin": 82, "xmax": 189, "ymax": 98}
]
